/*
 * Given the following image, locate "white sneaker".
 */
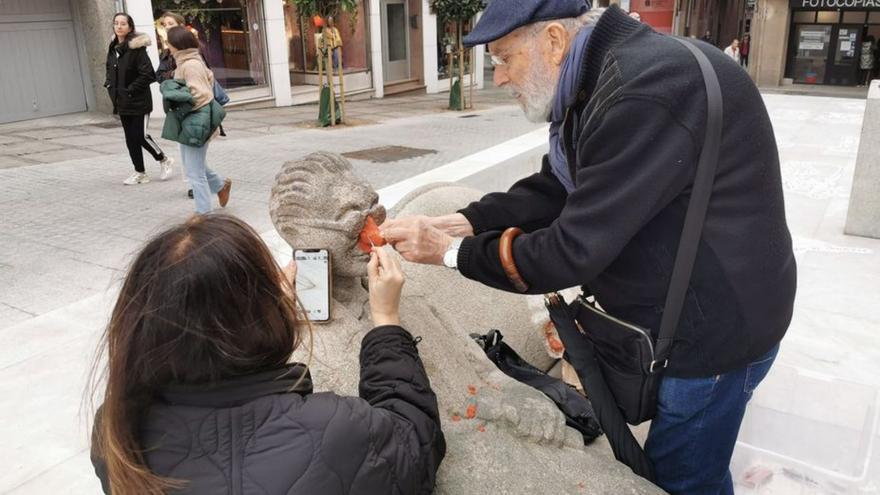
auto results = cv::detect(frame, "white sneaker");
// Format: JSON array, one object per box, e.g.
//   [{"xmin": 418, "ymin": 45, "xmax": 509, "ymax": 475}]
[
  {"xmin": 123, "ymin": 172, "xmax": 150, "ymax": 185},
  {"xmin": 159, "ymin": 157, "xmax": 174, "ymax": 181}
]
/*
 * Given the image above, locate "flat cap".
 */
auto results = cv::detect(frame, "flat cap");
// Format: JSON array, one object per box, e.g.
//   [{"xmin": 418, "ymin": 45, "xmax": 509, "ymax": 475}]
[{"xmin": 463, "ymin": 0, "xmax": 590, "ymax": 48}]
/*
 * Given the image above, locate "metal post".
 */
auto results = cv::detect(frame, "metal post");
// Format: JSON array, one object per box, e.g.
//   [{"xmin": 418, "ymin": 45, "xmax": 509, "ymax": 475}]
[{"xmin": 336, "ymin": 46, "xmax": 346, "ymax": 125}]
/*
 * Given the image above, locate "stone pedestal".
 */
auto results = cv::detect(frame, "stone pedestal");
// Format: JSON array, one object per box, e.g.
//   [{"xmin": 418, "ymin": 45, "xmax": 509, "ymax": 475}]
[{"xmin": 845, "ymin": 80, "xmax": 880, "ymax": 239}]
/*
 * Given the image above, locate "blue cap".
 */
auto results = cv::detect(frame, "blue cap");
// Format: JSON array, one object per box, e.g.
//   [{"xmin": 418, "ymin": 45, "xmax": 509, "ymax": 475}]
[{"xmin": 463, "ymin": 0, "xmax": 590, "ymax": 48}]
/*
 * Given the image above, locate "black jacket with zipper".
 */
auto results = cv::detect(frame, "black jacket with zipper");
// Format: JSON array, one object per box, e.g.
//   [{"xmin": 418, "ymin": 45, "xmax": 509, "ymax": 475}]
[
  {"xmin": 91, "ymin": 325, "xmax": 446, "ymax": 494},
  {"xmin": 457, "ymin": 5, "xmax": 796, "ymax": 378},
  {"xmin": 104, "ymin": 32, "xmax": 156, "ymax": 115}
]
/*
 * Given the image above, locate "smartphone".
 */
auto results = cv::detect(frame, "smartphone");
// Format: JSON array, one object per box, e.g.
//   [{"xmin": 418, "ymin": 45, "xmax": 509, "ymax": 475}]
[{"xmin": 294, "ymin": 249, "xmax": 332, "ymax": 323}]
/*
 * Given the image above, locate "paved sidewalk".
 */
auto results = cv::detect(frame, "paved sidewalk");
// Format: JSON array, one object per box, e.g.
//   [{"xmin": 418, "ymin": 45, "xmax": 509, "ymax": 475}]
[{"xmin": 0, "ymin": 87, "xmax": 513, "ymax": 170}]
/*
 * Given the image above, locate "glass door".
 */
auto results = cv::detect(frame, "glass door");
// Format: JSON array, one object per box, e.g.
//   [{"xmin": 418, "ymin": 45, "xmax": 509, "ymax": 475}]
[
  {"xmin": 827, "ymin": 25, "xmax": 862, "ymax": 85},
  {"xmin": 381, "ymin": 0, "xmax": 410, "ymax": 83},
  {"xmin": 792, "ymin": 24, "xmax": 832, "ymax": 84}
]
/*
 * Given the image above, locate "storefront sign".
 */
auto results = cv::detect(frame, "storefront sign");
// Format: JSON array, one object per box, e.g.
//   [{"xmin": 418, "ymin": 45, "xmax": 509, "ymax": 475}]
[{"xmin": 791, "ymin": 0, "xmax": 880, "ymax": 10}]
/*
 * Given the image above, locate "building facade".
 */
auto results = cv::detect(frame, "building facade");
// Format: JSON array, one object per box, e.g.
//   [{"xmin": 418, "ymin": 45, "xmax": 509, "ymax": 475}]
[{"xmin": 0, "ymin": 0, "xmax": 484, "ymax": 124}]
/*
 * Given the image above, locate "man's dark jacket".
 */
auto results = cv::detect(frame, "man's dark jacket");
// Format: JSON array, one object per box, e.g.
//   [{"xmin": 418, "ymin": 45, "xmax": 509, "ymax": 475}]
[
  {"xmin": 104, "ymin": 33, "xmax": 156, "ymax": 116},
  {"xmin": 91, "ymin": 326, "xmax": 446, "ymax": 494},
  {"xmin": 458, "ymin": 6, "xmax": 796, "ymax": 378}
]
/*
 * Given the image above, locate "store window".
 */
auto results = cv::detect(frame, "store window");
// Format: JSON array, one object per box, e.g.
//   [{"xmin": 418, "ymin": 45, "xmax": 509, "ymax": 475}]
[
  {"xmin": 842, "ymin": 11, "xmax": 867, "ymax": 24},
  {"xmin": 792, "ymin": 24, "xmax": 832, "ymax": 83},
  {"xmin": 436, "ymin": 18, "xmax": 474, "ymax": 80},
  {"xmin": 792, "ymin": 11, "xmax": 815, "ymax": 23},
  {"xmin": 155, "ymin": 0, "xmax": 268, "ymax": 90},
  {"xmin": 283, "ymin": 2, "xmax": 369, "ymax": 83},
  {"xmin": 816, "ymin": 11, "xmax": 839, "ymax": 24}
]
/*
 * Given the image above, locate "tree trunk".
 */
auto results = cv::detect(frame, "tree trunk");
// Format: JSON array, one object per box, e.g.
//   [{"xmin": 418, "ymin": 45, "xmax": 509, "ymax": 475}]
[{"xmin": 457, "ymin": 20, "xmax": 464, "ymax": 111}]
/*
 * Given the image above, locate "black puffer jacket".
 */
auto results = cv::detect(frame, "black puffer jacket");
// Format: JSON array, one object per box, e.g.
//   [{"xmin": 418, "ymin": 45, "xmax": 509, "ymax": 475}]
[
  {"xmin": 91, "ymin": 326, "xmax": 445, "ymax": 494},
  {"xmin": 104, "ymin": 32, "xmax": 156, "ymax": 115}
]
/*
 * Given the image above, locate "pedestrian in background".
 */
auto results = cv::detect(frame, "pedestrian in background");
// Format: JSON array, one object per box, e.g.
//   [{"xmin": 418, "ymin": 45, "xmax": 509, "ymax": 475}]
[
  {"xmin": 724, "ymin": 38, "xmax": 741, "ymax": 65},
  {"xmin": 105, "ymin": 13, "xmax": 174, "ymax": 185},
  {"xmin": 701, "ymin": 29, "xmax": 714, "ymax": 46},
  {"xmin": 156, "ymin": 11, "xmax": 186, "ymax": 83},
  {"xmin": 156, "ymin": 11, "xmax": 198, "ymax": 200},
  {"xmin": 861, "ymin": 35, "xmax": 876, "ymax": 86},
  {"xmin": 161, "ymin": 26, "xmax": 231, "ymax": 214},
  {"xmin": 741, "ymin": 34, "xmax": 750, "ymax": 68}
]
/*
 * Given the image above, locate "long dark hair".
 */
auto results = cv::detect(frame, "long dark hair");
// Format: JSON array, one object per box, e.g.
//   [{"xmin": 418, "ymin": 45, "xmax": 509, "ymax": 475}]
[
  {"xmin": 90, "ymin": 214, "xmax": 305, "ymax": 494},
  {"xmin": 112, "ymin": 13, "xmax": 136, "ymax": 44},
  {"xmin": 166, "ymin": 25, "xmax": 199, "ymax": 51}
]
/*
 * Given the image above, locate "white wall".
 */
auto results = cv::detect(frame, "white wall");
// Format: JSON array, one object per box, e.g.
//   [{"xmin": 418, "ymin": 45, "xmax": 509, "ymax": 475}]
[
  {"xmin": 264, "ymin": 0, "xmax": 291, "ymax": 106},
  {"xmin": 370, "ymin": 0, "xmax": 385, "ymax": 98}
]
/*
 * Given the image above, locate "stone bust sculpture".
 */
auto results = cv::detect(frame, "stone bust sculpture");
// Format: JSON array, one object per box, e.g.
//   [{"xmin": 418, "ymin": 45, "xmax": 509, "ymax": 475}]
[{"xmin": 270, "ymin": 152, "xmax": 661, "ymax": 494}]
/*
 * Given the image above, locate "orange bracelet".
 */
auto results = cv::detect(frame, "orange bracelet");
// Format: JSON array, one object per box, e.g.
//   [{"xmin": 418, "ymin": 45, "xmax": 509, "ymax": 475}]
[{"xmin": 499, "ymin": 227, "xmax": 529, "ymax": 293}]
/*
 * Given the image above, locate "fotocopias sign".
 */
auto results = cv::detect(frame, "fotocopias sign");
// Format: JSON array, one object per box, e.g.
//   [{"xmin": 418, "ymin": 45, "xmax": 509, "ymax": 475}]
[{"xmin": 791, "ymin": 0, "xmax": 880, "ymax": 9}]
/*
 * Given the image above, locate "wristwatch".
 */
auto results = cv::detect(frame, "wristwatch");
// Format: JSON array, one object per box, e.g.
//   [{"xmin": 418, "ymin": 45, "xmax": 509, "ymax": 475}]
[{"xmin": 443, "ymin": 238, "xmax": 464, "ymax": 269}]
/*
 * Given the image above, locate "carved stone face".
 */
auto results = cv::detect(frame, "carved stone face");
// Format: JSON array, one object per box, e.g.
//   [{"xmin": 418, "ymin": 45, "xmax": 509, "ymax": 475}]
[{"xmin": 270, "ymin": 152, "xmax": 387, "ymax": 278}]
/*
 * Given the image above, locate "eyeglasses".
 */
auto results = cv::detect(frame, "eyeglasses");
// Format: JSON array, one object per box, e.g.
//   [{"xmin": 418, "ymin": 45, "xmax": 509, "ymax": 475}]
[{"xmin": 489, "ymin": 54, "xmax": 507, "ymax": 67}]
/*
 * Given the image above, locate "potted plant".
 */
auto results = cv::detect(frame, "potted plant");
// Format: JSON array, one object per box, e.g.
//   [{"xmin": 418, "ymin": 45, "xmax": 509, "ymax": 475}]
[
  {"xmin": 430, "ymin": 0, "xmax": 483, "ymax": 110},
  {"xmin": 288, "ymin": 0, "xmax": 359, "ymax": 126}
]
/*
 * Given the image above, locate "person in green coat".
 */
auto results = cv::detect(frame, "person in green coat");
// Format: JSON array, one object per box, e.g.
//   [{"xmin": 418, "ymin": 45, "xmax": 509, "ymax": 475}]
[{"xmin": 161, "ymin": 26, "xmax": 232, "ymax": 214}]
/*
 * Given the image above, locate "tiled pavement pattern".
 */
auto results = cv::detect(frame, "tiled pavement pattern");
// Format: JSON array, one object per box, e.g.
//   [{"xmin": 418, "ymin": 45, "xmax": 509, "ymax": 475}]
[{"xmin": 0, "ymin": 87, "xmax": 516, "ymax": 170}]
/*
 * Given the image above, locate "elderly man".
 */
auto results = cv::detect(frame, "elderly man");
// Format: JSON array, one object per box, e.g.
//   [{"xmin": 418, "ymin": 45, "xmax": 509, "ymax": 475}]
[{"xmin": 381, "ymin": 2, "xmax": 796, "ymax": 493}]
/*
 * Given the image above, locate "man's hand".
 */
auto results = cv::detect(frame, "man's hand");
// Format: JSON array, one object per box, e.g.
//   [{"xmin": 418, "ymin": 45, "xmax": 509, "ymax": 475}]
[
  {"xmin": 381, "ymin": 216, "xmax": 456, "ymax": 265},
  {"xmin": 431, "ymin": 213, "xmax": 475, "ymax": 237}
]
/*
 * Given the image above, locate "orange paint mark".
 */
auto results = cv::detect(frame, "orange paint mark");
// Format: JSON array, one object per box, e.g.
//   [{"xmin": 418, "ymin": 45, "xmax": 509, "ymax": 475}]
[
  {"xmin": 465, "ymin": 404, "xmax": 477, "ymax": 419},
  {"xmin": 477, "ymin": 423, "xmax": 486, "ymax": 433},
  {"xmin": 451, "ymin": 413, "xmax": 461, "ymax": 422},
  {"xmin": 357, "ymin": 216, "xmax": 386, "ymax": 253},
  {"xmin": 467, "ymin": 385, "xmax": 477, "ymax": 396}
]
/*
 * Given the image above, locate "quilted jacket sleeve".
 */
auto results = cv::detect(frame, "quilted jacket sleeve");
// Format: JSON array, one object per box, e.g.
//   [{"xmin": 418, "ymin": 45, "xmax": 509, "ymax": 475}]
[{"xmin": 356, "ymin": 325, "xmax": 446, "ymax": 494}]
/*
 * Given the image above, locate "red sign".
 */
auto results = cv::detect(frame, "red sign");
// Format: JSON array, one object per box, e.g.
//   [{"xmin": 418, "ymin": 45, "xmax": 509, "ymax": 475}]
[{"xmin": 630, "ymin": 0, "xmax": 675, "ymax": 34}]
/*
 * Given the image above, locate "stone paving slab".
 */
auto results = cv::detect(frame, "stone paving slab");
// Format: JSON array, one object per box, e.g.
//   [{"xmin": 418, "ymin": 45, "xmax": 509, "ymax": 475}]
[
  {"xmin": 23, "ymin": 148, "xmax": 106, "ymax": 164},
  {"xmin": 0, "ymin": 141, "xmax": 65, "ymax": 156},
  {"xmin": 0, "ymin": 156, "xmax": 38, "ymax": 169},
  {"xmin": 0, "ymin": 135, "xmax": 25, "ymax": 145},
  {"xmin": 10, "ymin": 127, "xmax": 93, "ymax": 140}
]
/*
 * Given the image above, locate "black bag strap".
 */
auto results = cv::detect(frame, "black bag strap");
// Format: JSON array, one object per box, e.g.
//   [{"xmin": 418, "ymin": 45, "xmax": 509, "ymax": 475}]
[{"xmin": 654, "ymin": 38, "xmax": 724, "ymax": 367}]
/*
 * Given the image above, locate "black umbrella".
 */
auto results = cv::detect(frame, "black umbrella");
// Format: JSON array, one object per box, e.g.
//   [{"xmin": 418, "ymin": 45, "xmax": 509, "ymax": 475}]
[{"xmin": 545, "ymin": 293, "xmax": 657, "ymax": 483}]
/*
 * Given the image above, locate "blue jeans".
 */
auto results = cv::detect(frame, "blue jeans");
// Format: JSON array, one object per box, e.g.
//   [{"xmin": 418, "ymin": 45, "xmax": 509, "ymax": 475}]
[
  {"xmin": 645, "ymin": 345, "xmax": 779, "ymax": 495},
  {"xmin": 179, "ymin": 143, "xmax": 224, "ymax": 214}
]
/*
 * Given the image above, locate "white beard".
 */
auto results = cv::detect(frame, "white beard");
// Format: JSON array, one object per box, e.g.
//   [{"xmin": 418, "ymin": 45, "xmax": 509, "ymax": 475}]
[{"xmin": 510, "ymin": 54, "xmax": 559, "ymax": 123}]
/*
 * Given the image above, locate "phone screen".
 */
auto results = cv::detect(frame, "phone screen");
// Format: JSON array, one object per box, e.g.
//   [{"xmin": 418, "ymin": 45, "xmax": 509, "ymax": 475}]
[{"xmin": 294, "ymin": 249, "xmax": 331, "ymax": 322}]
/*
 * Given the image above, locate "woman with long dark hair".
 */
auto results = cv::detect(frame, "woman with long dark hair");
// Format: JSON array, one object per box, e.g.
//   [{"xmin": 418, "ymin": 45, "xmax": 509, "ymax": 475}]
[
  {"xmin": 105, "ymin": 13, "xmax": 174, "ymax": 185},
  {"xmin": 89, "ymin": 214, "xmax": 445, "ymax": 494}
]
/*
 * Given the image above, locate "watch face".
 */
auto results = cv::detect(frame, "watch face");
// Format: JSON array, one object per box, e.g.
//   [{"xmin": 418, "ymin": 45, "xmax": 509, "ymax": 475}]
[{"xmin": 444, "ymin": 248, "xmax": 458, "ymax": 268}]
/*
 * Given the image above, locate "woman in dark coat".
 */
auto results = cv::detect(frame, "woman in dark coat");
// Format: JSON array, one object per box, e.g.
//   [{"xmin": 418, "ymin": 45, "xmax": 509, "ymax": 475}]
[
  {"xmin": 105, "ymin": 13, "xmax": 173, "ymax": 185},
  {"xmin": 89, "ymin": 214, "xmax": 445, "ymax": 495}
]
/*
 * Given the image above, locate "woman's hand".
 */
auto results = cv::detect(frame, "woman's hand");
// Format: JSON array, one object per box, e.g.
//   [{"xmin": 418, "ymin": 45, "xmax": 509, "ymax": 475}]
[
  {"xmin": 281, "ymin": 260, "xmax": 297, "ymax": 298},
  {"xmin": 367, "ymin": 246, "xmax": 404, "ymax": 327}
]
